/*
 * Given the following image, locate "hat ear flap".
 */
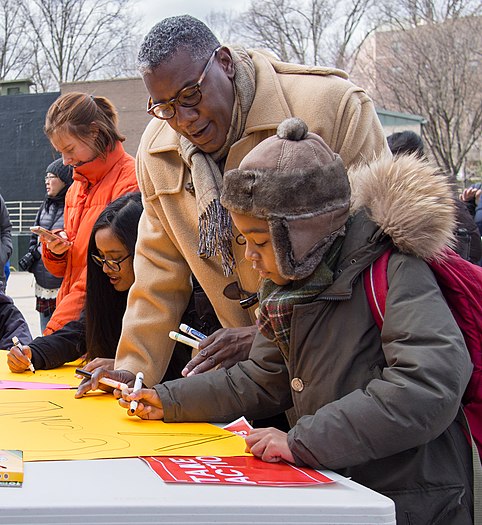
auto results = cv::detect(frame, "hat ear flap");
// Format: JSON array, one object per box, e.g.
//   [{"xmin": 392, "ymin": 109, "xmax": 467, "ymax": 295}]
[
  {"xmin": 269, "ymin": 219, "xmax": 293, "ymax": 279},
  {"xmin": 269, "ymin": 208, "xmax": 349, "ymax": 280}
]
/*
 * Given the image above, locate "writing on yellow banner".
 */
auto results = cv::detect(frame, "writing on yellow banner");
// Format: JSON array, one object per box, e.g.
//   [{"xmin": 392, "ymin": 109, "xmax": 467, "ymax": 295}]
[{"xmin": 0, "ymin": 389, "xmax": 248, "ymax": 461}]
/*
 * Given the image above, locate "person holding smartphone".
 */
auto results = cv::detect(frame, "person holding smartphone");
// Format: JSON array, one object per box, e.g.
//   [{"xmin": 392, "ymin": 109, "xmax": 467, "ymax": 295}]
[
  {"xmin": 20, "ymin": 159, "xmax": 73, "ymax": 332},
  {"xmin": 39, "ymin": 92, "xmax": 138, "ymax": 336}
]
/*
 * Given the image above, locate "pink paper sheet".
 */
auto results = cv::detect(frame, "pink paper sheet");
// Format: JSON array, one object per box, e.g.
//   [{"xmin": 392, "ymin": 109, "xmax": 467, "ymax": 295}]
[{"xmin": 0, "ymin": 380, "xmax": 73, "ymax": 390}]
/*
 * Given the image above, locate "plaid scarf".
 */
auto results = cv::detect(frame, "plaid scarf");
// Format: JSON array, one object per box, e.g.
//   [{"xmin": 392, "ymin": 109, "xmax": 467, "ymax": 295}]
[
  {"xmin": 257, "ymin": 238, "xmax": 344, "ymax": 356},
  {"xmin": 179, "ymin": 46, "xmax": 256, "ymax": 276}
]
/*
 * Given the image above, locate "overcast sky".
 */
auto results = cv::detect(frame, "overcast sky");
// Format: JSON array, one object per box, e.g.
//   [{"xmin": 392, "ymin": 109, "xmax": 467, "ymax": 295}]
[{"xmin": 136, "ymin": 0, "xmax": 248, "ymax": 36}]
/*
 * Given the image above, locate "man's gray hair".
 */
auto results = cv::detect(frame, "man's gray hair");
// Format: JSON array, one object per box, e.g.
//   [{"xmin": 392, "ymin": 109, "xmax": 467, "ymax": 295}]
[{"xmin": 137, "ymin": 15, "xmax": 221, "ymax": 74}]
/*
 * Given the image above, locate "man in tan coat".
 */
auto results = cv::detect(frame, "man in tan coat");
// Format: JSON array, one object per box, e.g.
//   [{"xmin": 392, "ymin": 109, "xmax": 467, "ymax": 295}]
[{"xmin": 78, "ymin": 14, "xmax": 389, "ymax": 392}]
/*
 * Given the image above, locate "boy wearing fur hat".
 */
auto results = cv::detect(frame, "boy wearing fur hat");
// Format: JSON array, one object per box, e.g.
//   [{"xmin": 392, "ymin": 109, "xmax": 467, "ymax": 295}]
[{"xmin": 117, "ymin": 118, "xmax": 474, "ymax": 523}]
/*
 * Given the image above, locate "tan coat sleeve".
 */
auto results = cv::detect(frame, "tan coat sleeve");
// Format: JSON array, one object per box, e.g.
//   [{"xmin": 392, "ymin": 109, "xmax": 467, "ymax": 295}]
[
  {"xmin": 114, "ymin": 156, "xmax": 193, "ymax": 387},
  {"xmin": 155, "ymin": 330, "xmax": 293, "ymax": 423},
  {"xmin": 331, "ymin": 87, "xmax": 390, "ymax": 168}
]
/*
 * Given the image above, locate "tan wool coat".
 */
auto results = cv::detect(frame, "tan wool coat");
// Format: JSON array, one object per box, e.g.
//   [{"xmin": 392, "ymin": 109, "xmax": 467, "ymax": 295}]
[{"xmin": 115, "ymin": 50, "xmax": 389, "ymax": 387}]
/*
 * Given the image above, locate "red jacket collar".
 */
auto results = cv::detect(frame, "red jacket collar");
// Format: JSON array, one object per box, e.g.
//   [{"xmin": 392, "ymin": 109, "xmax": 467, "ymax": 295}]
[{"xmin": 73, "ymin": 142, "xmax": 125, "ymax": 187}]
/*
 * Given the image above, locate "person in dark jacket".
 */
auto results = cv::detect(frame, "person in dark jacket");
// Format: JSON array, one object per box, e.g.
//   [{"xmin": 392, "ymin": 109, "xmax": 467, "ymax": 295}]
[
  {"xmin": 387, "ymin": 130, "xmax": 482, "ymax": 264},
  {"xmin": 0, "ymin": 194, "xmax": 13, "ymax": 293},
  {"xmin": 27, "ymin": 159, "xmax": 73, "ymax": 332},
  {"xmin": 7, "ymin": 193, "xmax": 220, "ymax": 379},
  {"xmin": 117, "ymin": 119, "xmax": 474, "ymax": 524},
  {"xmin": 0, "ymin": 292, "xmax": 32, "ymax": 350},
  {"xmin": 460, "ymin": 182, "xmax": 482, "ymax": 240}
]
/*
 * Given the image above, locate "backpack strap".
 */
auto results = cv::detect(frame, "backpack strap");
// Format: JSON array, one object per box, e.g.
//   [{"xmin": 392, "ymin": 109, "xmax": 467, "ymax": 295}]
[
  {"xmin": 461, "ymin": 410, "xmax": 482, "ymax": 525},
  {"xmin": 363, "ymin": 249, "xmax": 392, "ymax": 331},
  {"xmin": 473, "ymin": 437, "xmax": 482, "ymax": 525}
]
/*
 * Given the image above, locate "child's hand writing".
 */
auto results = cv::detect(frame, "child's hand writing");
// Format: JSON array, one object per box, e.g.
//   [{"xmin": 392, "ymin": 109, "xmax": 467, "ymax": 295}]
[{"xmin": 118, "ymin": 387, "xmax": 164, "ymax": 420}]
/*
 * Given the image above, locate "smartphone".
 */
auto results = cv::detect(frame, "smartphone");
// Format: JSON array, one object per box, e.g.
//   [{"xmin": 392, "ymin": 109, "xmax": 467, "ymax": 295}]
[{"xmin": 30, "ymin": 226, "xmax": 70, "ymax": 244}]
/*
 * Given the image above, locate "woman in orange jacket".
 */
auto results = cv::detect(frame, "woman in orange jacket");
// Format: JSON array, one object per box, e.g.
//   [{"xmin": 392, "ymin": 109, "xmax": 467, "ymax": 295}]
[{"xmin": 39, "ymin": 92, "xmax": 138, "ymax": 335}]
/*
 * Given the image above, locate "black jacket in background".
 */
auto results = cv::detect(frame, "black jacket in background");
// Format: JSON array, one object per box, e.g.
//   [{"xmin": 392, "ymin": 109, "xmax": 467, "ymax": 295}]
[
  {"xmin": 0, "ymin": 292, "xmax": 32, "ymax": 350},
  {"xmin": 453, "ymin": 198, "xmax": 482, "ymax": 264},
  {"xmin": 0, "ymin": 196, "xmax": 12, "ymax": 292},
  {"xmin": 29, "ymin": 313, "xmax": 85, "ymax": 370}
]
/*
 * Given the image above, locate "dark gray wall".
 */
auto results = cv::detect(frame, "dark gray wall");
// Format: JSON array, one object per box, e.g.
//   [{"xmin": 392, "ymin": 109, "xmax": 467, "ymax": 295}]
[{"xmin": 0, "ymin": 92, "xmax": 60, "ymax": 201}]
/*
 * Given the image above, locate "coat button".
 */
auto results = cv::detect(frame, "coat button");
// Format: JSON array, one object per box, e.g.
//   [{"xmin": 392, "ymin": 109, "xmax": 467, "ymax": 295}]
[{"xmin": 291, "ymin": 377, "xmax": 304, "ymax": 392}]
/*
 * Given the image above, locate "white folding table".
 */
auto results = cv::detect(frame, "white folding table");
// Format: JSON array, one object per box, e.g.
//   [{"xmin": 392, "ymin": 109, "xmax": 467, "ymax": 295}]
[{"xmin": 0, "ymin": 457, "xmax": 396, "ymax": 524}]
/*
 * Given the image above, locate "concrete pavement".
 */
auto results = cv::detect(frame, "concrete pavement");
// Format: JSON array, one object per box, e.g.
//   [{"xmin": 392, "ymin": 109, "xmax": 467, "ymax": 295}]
[{"xmin": 6, "ymin": 271, "xmax": 42, "ymax": 339}]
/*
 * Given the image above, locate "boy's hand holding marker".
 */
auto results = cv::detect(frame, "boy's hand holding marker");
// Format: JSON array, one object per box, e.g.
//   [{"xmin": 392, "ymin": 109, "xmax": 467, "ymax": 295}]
[
  {"xmin": 74, "ymin": 367, "xmax": 162, "ymax": 420},
  {"xmin": 129, "ymin": 372, "xmax": 144, "ymax": 414},
  {"xmin": 118, "ymin": 385, "xmax": 164, "ymax": 420}
]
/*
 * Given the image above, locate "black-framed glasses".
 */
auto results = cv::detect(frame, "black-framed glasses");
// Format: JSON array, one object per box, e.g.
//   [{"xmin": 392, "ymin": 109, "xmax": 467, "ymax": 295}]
[
  {"xmin": 91, "ymin": 253, "xmax": 132, "ymax": 272},
  {"xmin": 146, "ymin": 46, "xmax": 221, "ymax": 120}
]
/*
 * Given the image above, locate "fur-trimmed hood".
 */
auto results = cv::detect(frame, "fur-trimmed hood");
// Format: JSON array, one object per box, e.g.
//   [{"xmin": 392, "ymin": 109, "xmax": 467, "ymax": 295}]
[{"xmin": 349, "ymin": 154, "xmax": 456, "ymax": 261}]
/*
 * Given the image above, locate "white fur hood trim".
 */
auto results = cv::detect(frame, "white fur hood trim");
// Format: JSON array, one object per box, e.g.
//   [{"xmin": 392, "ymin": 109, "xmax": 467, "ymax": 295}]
[{"xmin": 349, "ymin": 154, "xmax": 456, "ymax": 260}]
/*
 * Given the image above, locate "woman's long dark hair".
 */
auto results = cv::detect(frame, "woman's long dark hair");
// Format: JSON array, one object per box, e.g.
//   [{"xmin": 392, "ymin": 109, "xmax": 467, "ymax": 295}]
[{"xmin": 85, "ymin": 192, "xmax": 143, "ymax": 361}]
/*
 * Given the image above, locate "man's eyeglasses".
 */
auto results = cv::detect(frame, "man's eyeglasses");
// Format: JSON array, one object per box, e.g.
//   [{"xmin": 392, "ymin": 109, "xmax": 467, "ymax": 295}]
[
  {"xmin": 45, "ymin": 175, "xmax": 58, "ymax": 181},
  {"xmin": 146, "ymin": 46, "xmax": 221, "ymax": 120},
  {"xmin": 91, "ymin": 253, "xmax": 132, "ymax": 272}
]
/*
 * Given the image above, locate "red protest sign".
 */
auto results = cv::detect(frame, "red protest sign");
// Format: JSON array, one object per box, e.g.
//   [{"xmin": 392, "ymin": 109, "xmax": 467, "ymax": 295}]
[{"xmin": 142, "ymin": 455, "xmax": 334, "ymax": 486}]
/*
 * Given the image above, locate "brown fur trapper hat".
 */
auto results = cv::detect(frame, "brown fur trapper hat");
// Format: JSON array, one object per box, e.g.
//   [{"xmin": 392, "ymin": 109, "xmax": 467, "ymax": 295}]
[{"xmin": 221, "ymin": 117, "xmax": 350, "ymax": 280}]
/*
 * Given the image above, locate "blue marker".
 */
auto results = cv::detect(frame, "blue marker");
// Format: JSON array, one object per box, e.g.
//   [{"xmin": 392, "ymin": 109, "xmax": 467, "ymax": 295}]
[{"xmin": 179, "ymin": 323, "xmax": 207, "ymax": 342}]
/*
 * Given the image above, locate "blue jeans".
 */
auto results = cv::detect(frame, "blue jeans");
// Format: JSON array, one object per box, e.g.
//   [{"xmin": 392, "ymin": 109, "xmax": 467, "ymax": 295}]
[{"xmin": 40, "ymin": 312, "xmax": 52, "ymax": 333}]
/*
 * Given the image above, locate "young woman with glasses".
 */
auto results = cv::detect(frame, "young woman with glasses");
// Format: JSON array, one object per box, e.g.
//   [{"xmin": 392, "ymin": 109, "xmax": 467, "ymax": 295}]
[
  {"xmin": 37, "ymin": 92, "xmax": 138, "ymax": 337},
  {"xmin": 7, "ymin": 193, "xmax": 220, "ymax": 379},
  {"xmin": 7, "ymin": 193, "xmax": 142, "ymax": 372}
]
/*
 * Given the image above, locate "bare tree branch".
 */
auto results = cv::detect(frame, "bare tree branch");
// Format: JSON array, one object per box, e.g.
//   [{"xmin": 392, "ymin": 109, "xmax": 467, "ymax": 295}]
[
  {"xmin": 204, "ymin": 10, "xmax": 247, "ymax": 45},
  {"xmin": 0, "ymin": 0, "xmax": 31, "ymax": 79},
  {"xmin": 235, "ymin": 0, "xmax": 335, "ymax": 65},
  {"xmin": 330, "ymin": 0, "xmax": 380, "ymax": 71},
  {"xmin": 358, "ymin": 1, "xmax": 481, "ymax": 177},
  {"xmin": 21, "ymin": 0, "xmax": 141, "ymax": 89}
]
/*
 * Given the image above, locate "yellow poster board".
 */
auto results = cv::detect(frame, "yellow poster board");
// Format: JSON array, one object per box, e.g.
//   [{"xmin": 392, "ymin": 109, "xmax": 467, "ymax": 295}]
[
  {"xmin": 0, "ymin": 353, "xmax": 82, "ymax": 386},
  {"xmin": 0, "ymin": 389, "xmax": 248, "ymax": 461}
]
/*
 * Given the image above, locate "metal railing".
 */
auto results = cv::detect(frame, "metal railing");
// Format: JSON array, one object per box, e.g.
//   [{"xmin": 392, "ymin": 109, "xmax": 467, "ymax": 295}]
[{"xmin": 5, "ymin": 201, "xmax": 42, "ymax": 233}]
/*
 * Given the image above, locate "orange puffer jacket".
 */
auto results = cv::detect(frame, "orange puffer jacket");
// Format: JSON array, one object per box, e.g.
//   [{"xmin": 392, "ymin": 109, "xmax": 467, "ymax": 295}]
[{"xmin": 42, "ymin": 142, "xmax": 138, "ymax": 335}]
